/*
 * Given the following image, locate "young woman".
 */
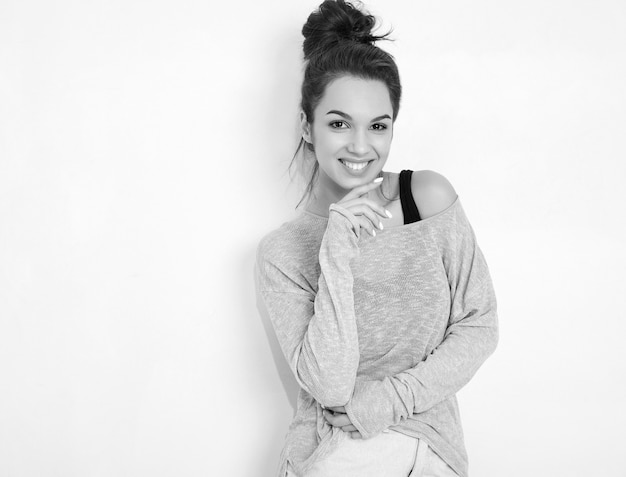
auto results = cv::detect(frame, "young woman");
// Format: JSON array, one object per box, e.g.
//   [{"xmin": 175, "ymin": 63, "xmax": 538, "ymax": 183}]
[{"xmin": 255, "ymin": 1, "xmax": 498, "ymax": 476}]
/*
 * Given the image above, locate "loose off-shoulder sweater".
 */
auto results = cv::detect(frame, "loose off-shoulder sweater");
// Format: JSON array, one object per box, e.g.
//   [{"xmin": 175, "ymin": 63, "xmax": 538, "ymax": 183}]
[{"xmin": 255, "ymin": 183, "xmax": 498, "ymax": 477}]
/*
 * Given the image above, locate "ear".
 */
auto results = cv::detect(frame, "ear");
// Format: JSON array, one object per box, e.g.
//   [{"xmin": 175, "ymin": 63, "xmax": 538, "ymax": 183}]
[{"xmin": 300, "ymin": 111, "xmax": 312, "ymax": 143}]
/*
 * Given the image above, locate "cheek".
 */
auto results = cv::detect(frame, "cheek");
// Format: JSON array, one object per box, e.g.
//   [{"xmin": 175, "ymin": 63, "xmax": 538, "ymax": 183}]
[
  {"xmin": 313, "ymin": 130, "xmax": 342, "ymax": 154},
  {"xmin": 373, "ymin": 134, "xmax": 393, "ymax": 154}
]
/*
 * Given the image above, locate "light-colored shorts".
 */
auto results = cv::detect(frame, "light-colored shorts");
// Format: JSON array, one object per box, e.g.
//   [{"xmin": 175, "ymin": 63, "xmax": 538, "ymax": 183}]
[{"xmin": 286, "ymin": 429, "xmax": 459, "ymax": 477}]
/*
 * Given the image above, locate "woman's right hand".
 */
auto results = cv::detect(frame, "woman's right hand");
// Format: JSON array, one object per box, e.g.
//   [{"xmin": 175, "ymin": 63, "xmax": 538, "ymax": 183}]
[{"xmin": 334, "ymin": 178, "xmax": 392, "ymax": 237}]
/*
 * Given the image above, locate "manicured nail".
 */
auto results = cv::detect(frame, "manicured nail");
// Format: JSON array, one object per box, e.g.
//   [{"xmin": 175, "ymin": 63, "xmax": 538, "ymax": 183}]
[
  {"xmin": 379, "ymin": 222, "xmax": 384, "ymax": 230},
  {"xmin": 372, "ymin": 229, "xmax": 376, "ymax": 237},
  {"xmin": 385, "ymin": 210, "xmax": 393, "ymax": 218},
  {"xmin": 374, "ymin": 177, "xmax": 383, "ymax": 183}
]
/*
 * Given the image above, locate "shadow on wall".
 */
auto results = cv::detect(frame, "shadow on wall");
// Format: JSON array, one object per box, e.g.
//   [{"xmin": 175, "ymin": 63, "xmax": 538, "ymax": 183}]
[
  {"xmin": 254, "ymin": 267, "xmax": 300, "ymax": 415},
  {"xmin": 250, "ymin": 17, "xmax": 306, "ymax": 416}
]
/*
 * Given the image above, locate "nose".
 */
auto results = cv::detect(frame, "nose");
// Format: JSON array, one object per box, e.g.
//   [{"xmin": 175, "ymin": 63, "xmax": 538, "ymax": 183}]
[{"xmin": 347, "ymin": 128, "xmax": 370, "ymax": 156}]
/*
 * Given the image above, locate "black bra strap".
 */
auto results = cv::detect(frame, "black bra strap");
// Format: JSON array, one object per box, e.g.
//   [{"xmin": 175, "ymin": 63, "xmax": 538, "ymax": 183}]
[{"xmin": 399, "ymin": 170, "xmax": 421, "ymax": 224}]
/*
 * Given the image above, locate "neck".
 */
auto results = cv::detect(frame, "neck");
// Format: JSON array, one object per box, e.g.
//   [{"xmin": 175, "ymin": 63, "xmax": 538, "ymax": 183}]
[{"xmin": 304, "ymin": 171, "xmax": 346, "ymax": 218}]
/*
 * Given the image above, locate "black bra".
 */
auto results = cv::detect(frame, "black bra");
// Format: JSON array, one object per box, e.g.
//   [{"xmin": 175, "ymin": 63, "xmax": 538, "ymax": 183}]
[{"xmin": 399, "ymin": 170, "xmax": 421, "ymax": 224}]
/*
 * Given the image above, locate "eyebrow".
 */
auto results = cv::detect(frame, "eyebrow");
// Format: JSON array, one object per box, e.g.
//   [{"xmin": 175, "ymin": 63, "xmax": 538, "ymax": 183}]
[{"xmin": 326, "ymin": 110, "xmax": 392, "ymax": 122}]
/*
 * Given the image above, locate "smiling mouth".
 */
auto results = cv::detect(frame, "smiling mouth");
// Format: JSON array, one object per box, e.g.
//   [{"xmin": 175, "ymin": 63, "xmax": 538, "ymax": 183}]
[{"xmin": 339, "ymin": 159, "xmax": 373, "ymax": 171}]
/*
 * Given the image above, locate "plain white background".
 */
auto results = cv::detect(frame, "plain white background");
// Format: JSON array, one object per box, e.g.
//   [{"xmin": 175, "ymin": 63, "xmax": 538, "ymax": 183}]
[{"xmin": 1, "ymin": 0, "xmax": 625, "ymax": 476}]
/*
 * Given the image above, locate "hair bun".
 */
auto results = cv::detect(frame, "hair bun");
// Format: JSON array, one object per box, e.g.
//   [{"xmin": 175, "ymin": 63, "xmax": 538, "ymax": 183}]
[{"xmin": 302, "ymin": 0, "xmax": 387, "ymax": 60}]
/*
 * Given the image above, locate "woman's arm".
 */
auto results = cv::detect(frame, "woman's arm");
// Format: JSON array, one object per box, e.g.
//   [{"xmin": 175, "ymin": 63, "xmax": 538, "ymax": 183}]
[
  {"xmin": 256, "ymin": 180, "xmax": 390, "ymax": 407},
  {"xmin": 256, "ymin": 205, "xmax": 363, "ymax": 407},
  {"xmin": 342, "ymin": 177, "xmax": 499, "ymax": 438}
]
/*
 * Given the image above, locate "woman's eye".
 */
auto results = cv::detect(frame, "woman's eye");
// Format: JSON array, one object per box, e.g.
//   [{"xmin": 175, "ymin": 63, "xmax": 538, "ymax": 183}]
[
  {"xmin": 371, "ymin": 123, "xmax": 388, "ymax": 131},
  {"xmin": 330, "ymin": 121, "xmax": 347, "ymax": 129}
]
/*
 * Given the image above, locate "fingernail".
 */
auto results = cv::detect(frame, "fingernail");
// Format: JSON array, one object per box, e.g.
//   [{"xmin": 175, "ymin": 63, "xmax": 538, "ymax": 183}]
[
  {"xmin": 385, "ymin": 210, "xmax": 392, "ymax": 218},
  {"xmin": 379, "ymin": 221, "xmax": 383, "ymax": 230},
  {"xmin": 372, "ymin": 229, "xmax": 376, "ymax": 237},
  {"xmin": 374, "ymin": 177, "xmax": 383, "ymax": 183}
]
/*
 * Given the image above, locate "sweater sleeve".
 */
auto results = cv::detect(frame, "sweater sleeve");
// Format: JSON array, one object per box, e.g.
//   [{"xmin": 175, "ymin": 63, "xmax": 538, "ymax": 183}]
[
  {"xmin": 344, "ymin": 201, "xmax": 499, "ymax": 437},
  {"xmin": 255, "ymin": 205, "xmax": 363, "ymax": 407}
]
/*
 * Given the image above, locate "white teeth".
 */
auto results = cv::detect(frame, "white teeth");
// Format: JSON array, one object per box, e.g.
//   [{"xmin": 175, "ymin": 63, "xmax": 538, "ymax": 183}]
[{"xmin": 340, "ymin": 159, "xmax": 369, "ymax": 170}]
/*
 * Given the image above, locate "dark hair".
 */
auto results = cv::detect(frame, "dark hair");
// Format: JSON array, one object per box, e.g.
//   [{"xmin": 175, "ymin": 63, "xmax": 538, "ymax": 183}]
[{"xmin": 291, "ymin": 0, "xmax": 402, "ymax": 207}]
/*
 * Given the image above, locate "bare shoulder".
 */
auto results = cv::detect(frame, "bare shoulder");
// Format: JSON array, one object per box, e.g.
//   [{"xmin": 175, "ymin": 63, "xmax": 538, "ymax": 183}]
[{"xmin": 411, "ymin": 170, "xmax": 458, "ymax": 219}]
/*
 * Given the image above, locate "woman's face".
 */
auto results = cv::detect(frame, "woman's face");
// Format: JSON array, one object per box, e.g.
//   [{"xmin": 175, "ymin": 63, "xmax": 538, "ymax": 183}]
[{"xmin": 303, "ymin": 75, "xmax": 394, "ymax": 193}]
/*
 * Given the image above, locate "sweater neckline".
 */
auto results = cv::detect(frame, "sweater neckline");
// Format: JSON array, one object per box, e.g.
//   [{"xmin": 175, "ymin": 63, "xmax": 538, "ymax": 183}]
[{"xmin": 303, "ymin": 195, "xmax": 459, "ymax": 233}]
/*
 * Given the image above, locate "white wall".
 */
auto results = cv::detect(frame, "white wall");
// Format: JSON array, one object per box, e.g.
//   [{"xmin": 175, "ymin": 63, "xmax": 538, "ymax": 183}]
[{"xmin": 1, "ymin": 0, "xmax": 624, "ymax": 475}]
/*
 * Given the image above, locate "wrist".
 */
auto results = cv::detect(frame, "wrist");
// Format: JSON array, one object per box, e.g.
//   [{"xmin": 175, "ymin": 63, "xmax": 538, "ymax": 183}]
[{"xmin": 329, "ymin": 203, "xmax": 361, "ymax": 239}]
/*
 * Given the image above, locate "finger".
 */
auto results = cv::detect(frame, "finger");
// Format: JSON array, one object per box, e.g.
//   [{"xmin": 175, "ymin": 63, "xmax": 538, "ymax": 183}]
[
  {"xmin": 340, "ymin": 425, "xmax": 358, "ymax": 432},
  {"xmin": 349, "ymin": 204, "xmax": 384, "ymax": 230},
  {"xmin": 327, "ymin": 406, "xmax": 346, "ymax": 413},
  {"xmin": 349, "ymin": 431, "xmax": 363, "ymax": 439},
  {"xmin": 322, "ymin": 410, "xmax": 337, "ymax": 426},
  {"xmin": 324, "ymin": 411, "xmax": 351, "ymax": 427},
  {"xmin": 358, "ymin": 198, "xmax": 392, "ymax": 220},
  {"xmin": 341, "ymin": 178, "xmax": 383, "ymax": 201},
  {"xmin": 339, "ymin": 197, "xmax": 391, "ymax": 221},
  {"xmin": 356, "ymin": 216, "xmax": 376, "ymax": 237}
]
